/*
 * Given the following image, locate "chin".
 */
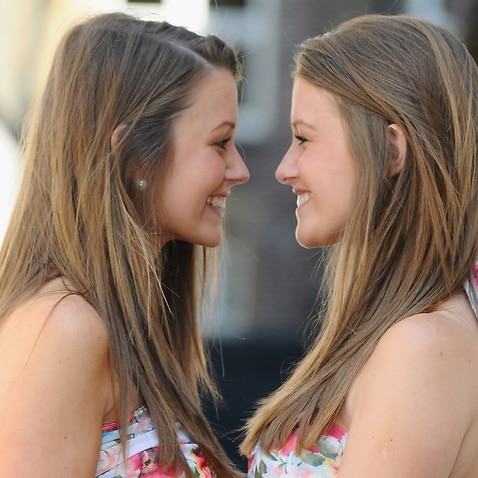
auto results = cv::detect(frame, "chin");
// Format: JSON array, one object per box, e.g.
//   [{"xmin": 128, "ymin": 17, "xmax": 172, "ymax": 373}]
[
  {"xmin": 198, "ymin": 234, "xmax": 223, "ymax": 248},
  {"xmin": 296, "ymin": 229, "xmax": 339, "ymax": 249},
  {"xmin": 201, "ymin": 241, "xmax": 221, "ymax": 248},
  {"xmin": 296, "ymin": 234, "xmax": 316, "ymax": 249},
  {"xmin": 296, "ymin": 239, "xmax": 318, "ymax": 249},
  {"xmin": 295, "ymin": 226, "xmax": 317, "ymax": 248}
]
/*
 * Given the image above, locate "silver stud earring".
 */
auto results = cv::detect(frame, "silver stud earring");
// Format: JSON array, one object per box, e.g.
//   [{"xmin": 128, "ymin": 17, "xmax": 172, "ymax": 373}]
[{"xmin": 137, "ymin": 179, "xmax": 147, "ymax": 190}]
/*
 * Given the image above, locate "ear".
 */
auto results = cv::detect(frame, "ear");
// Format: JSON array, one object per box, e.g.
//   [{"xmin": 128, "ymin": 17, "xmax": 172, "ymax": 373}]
[
  {"xmin": 387, "ymin": 123, "xmax": 407, "ymax": 178},
  {"xmin": 110, "ymin": 123, "xmax": 127, "ymax": 150}
]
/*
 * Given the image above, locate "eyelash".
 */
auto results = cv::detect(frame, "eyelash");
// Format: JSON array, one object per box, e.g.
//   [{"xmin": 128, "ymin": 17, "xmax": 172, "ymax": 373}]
[
  {"xmin": 215, "ymin": 137, "xmax": 231, "ymax": 150},
  {"xmin": 294, "ymin": 134, "xmax": 308, "ymax": 146}
]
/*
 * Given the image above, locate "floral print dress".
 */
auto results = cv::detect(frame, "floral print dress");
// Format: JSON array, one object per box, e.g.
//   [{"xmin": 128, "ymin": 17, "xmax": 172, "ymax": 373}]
[
  {"xmin": 248, "ymin": 424, "xmax": 347, "ymax": 478},
  {"xmin": 95, "ymin": 407, "xmax": 215, "ymax": 478}
]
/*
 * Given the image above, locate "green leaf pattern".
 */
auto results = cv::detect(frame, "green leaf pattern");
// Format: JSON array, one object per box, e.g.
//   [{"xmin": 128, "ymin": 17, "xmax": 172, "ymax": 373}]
[{"xmin": 248, "ymin": 424, "xmax": 347, "ymax": 477}]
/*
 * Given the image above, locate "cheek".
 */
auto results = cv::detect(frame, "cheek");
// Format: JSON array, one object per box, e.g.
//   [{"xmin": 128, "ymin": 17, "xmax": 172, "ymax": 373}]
[{"xmin": 342, "ymin": 168, "xmax": 357, "ymax": 211}]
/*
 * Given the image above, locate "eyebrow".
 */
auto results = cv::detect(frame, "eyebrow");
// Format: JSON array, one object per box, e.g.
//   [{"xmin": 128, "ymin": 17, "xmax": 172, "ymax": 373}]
[
  {"xmin": 291, "ymin": 119, "xmax": 316, "ymax": 130},
  {"xmin": 211, "ymin": 120, "xmax": 236, "ymax": 132}
]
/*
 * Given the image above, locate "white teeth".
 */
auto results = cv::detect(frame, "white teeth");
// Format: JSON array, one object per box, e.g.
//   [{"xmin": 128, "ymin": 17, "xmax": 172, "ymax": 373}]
[
  {"xmin": 207, "ymin": 196, "xmax": 226, "ymax": 210},
  {"xmin": 297, "ymin": 193, "xmax": 312, "ymax": 207}
]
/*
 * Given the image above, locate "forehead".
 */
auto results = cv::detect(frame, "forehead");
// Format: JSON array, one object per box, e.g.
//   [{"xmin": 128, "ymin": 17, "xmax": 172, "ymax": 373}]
[
  {"xmin": 182, "ymin": 69, "xmax": 238, "ymax": 123},
  {"xmin": 290, "ymin": 77, "xmax": 341, "ymax": 127}
]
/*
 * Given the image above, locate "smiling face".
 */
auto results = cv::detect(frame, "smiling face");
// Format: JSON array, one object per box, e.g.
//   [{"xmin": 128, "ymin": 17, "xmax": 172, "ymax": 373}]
[
  {"xmin": 157, "ymin": 69, "xmax": 249, "ymax": 247},
  {"xmin": 276, "ymin": 77, "xmax": 356, "ymax": 248}
]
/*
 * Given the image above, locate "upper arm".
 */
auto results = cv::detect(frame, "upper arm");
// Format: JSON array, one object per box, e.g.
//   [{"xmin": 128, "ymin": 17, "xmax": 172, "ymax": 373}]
[
  {"xmin": 339, "ymin": 314, "xmax": 478, "ymax": 478},
  {"xmin": 0, "ymin": 294, "xmax": 113, "ymax": 476}
]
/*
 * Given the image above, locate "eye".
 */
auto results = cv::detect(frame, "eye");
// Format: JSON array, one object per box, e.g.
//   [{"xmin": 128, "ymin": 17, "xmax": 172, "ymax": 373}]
[
  {"xmin": 215, "ymin": 137, "xmax": 231, "ymax": 150},
  {"xmin": 294, "ymin": 134, "xmax": 308, "ymax": 146}
]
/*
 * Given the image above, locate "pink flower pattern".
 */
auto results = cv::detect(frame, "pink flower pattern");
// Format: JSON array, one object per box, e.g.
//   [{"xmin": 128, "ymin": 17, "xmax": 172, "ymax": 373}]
[
  {"xmin": 96, "ymin": 407, "xmax": 215, "ymax": 478},
  {"xmin": 472, "ymin": 262, "xmax": 478, "ymax": 289},
  {"xmin": 248, "ymin": 424, "xmax": 347, "ymax": 478}
]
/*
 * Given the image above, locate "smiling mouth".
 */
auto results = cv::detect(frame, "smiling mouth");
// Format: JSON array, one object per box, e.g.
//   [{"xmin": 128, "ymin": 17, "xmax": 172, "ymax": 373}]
[
  {"xmin": 207, "ymin": 196, "xmax": 226, "ymax": 211},
  {"xmin": 297, "ymin": 193, "xmax": 312, "ymax": 207}
]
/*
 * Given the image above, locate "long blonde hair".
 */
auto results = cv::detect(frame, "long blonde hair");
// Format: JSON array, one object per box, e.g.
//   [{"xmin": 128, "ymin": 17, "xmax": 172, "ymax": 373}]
[
  {"xmin": 242, "ymin": 14, "xmax": 478, "ymax": 455},
  {"xmin": 0, "ymin": 12, "xmax": 242, "ymax": 477}
]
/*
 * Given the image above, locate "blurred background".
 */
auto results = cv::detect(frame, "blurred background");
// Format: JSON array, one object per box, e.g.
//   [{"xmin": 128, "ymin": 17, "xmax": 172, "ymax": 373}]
[{"xmin": 1, "ymin": 0, "xmax": 477, "ymax": 470}]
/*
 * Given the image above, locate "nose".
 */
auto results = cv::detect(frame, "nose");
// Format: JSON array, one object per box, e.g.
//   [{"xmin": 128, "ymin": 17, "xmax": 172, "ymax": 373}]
[
  {"xmin": 226, "ymin": 147, "xmax": 250, "ymax": 185},
  {"xmin": 276, "ymin": 146, "xmax": 297, "ymax": 185}
]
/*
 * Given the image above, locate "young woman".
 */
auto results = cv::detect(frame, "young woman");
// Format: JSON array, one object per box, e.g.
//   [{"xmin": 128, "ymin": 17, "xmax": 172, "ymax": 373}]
[
  {"xmin": 242, "ymin": 14, "xmax": 478, "ymax": 477},
  {"xmin": 0, "ymin": 12, "xmax": 249, "ymax": 477}
]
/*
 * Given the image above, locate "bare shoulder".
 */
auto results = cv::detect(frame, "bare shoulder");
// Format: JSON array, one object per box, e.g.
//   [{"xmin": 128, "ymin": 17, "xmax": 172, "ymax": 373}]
[
  {"xmin": 0, "ymin": 281, "xmax": 114, "ymax": 476},
  {"xmin": 341, "ymin": 292, "xmax": 478, "ymax": 477},
  {"xmin": 372, "ymin": 293, "xmax": 478, "ymax": 374},
  {"xmin": 358, "ymin": 292, "xmax": 478, "ymax": 412},
  {"xmin": 0, "ymin": 283, "xmax": 110, "ymax": 365},
  {"xmin": 39, "ymin": 288, "xmax": 110, "ymax": 347},
  {"xmin": 0, "ymin": 281, "xmax": 113, "ymax": 403}
]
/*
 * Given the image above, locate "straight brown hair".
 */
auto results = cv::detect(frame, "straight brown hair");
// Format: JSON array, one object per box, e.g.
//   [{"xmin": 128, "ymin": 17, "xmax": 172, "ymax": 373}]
[
  {"xmin": 0, "ymin": 12, "xmax": 243, "ymax": 477},
  {"xmin": 242, "ymin": 14, "xmax": 478, "ymax": 455}
]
